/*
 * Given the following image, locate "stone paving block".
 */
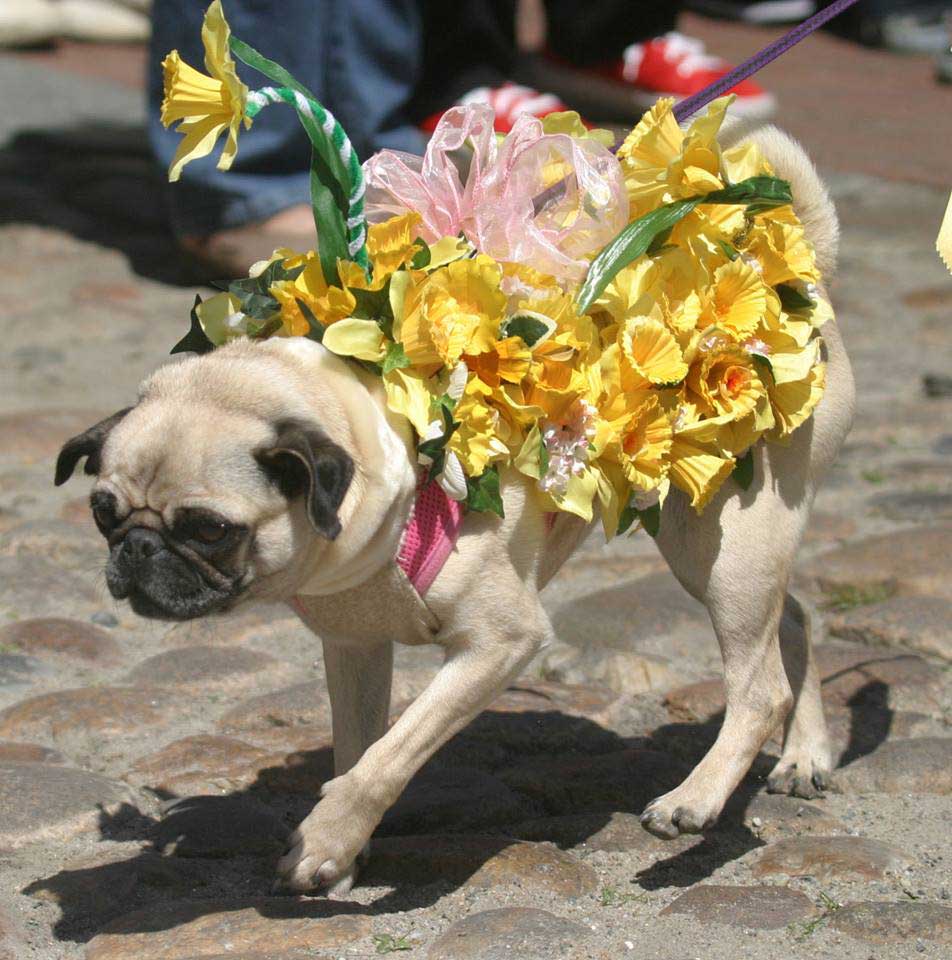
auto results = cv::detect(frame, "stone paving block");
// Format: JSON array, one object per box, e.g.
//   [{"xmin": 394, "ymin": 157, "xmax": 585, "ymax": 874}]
[
  {"xmin": 499, "ymin": 748, "xmax": 689, "ymax": 817},
  {"xmin": 828, "ymin": 901, "xmax": 952, "ymax": 944},
  {"xmin": 0, "ymin": 740, "xmax": 65, "ymax": 764},
  {"xmin": 217, "ymin": 681, "xmax": 332, "ymax": 737},
  {"xmin": 364, "ymin": 835, "xmax": 598, "ymax": 898},
  {"xmin": 379, "ymin": 766, "xmax": 536, "ymax": 836},
  {"xmin": 154, "ymin": 796, "xmax": 289, "ymax": 858},
  {"xmin": 24, "ymin": 849, "xmax": 203, "ymax": 934},
  {"xmin": 751, "ymin": 835, "xmax": 910, "ymax": 881},
  {"xmin": 660, "ymin": 884, "xmax": 817, "ymax": 929},
  {"xmin": 0, "ymin": 762, "xmax": 133, "ymax": 849},
  {"xmin": 800, "ymin": 526, "xmax": 952, "ymax": 600},
  {"xmin": 828, "ymin": 594, "xmax": 952, "ymax": 662},
  {"xmin": 507, "ymin": 811, "xmax": 699, "ymax": 854},
  {"xmin": 732, "ymin": 794, "xmax": 846, "ymax": 840},
  {"xmin": 0, "ymin": 686, "xmax": 176, "ymax": 744},
  {"xmin": 125, "ymin": 734, "xmax": 274, "ymax": 797},
  {"xmin": 427, "ymin": 907, "xmax": 592, "ymax": 960},
  {"xmin": 126, "ymin": 645, "xmax": 292, "ymax": 691},
  {"xmin": 84, "ymin": 899, "xmax": 371, "ymax": 960},
  {"xmin": 0, "ymin": 906, "xmax": 25, "ymax": 960},
  {"xmin": 837, "ymin": 738, "xmax": 952, "ymax": 795},
  {"xmin": 0, "ymin": 554, "xmax": 98, "ymax": 619},
  {"xmin": 0, "ymin": 617, "xmax": 121, "ymax": 664},
  {"xmin": 0, "ymin": 408, "xmax": 108, "ymax": 462}
]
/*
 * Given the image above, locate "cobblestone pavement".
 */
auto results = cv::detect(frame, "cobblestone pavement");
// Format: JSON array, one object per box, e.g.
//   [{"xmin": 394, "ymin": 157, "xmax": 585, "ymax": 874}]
[{"xmin": 1, "ymin": 21, "xmax": 951, "ymax": 960}]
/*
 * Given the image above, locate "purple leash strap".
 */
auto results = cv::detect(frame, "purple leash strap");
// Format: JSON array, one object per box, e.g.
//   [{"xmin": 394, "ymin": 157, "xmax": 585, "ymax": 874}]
[{"xmin": 673, "ymin": 0, "xmax": 863, "ymax": 123}]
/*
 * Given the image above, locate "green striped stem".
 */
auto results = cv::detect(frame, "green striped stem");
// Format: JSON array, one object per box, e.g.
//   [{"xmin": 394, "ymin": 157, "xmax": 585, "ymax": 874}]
[{"xmin": 245, "ymin": 85, "xmax": 368, "ymax": 270}]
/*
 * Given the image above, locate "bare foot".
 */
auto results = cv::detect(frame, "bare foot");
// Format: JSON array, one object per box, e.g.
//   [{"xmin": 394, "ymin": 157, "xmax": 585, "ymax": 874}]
[{"xmin": 180, "ymin": 204, "xmax": 316, "ymax": 278}]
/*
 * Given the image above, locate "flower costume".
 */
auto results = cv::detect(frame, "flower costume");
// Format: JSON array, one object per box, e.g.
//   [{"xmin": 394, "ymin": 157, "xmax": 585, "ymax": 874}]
[{"xmin": 161, "ymin": 2, "xmax": 833, "ymax": 545}]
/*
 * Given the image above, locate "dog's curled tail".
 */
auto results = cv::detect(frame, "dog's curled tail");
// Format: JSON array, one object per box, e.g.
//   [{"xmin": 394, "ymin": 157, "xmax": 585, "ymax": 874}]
[{"xmin": 722, "ymin": 120, "xmax": 840, "ymax": 280}]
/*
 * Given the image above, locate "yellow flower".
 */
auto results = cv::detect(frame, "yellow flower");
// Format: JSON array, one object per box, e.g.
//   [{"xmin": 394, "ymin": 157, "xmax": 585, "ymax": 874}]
[
  {"xmin": 541, "ymin": 110, "xmax": 615, "ymax": 149},
  {"xmin": 271, "ymin": 257, "xmax": 356, "ymax": 336},
  {"xmin": 397, "ymin": 256, "xmax": 506, "ymax": 369},
  {"xmin": 769, "ymin": 360, "xmax": 826, "ymax": 439},
  {"xmin": 464, "ymin": 336, "xmax": 533, "ymax": 388},
  {"xmin": 161, "ymin": 1, "xmax": 250, "ymax": 182},
  {"xmin": 603, "ymin": 394, "xmax": 673, "ymax": 492},
  {"xmin": 367, "ymin": 212, "xmax": 423, "ymax": 276},
  {"xmin": 743, "ymin": 218, "xmax": 819, "ymax": 287},
  {"xmin": 448, "ymin": 379, "xmax": 507, "ymax": 475},
  {"xmin": 617, "ymin": 96, "xmax": 731, "ymax": 219},
  {"xmin": 700, "ymin": 258, "xmax": 768, "ymax": 342},
  {"xmin": 321, "ymin": 318, "xmax": 386, "ymax": 363},
  {"xmin": 620, "ymin": 316, "xmax": 689, "ymax": 385},
  {"xmin": 667, "ymin": 431, "xmax": 736, "ymax": 513},
  {"xmin": 687, "ymin": 344, "xmax": 765, "ymax": 421},
  {"xmin": 383, "ymin": 366, "xmax": 438, "ymax": 437}
]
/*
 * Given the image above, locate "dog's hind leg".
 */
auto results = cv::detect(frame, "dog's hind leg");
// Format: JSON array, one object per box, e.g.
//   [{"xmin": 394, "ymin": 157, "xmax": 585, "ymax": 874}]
[
  {"xmin": 767, "ymin": 593, "xmax": 833, "ymax": 798},
  {"xmin": 641, "ymin": 469, "xmax": 800, "ymax": 839}
]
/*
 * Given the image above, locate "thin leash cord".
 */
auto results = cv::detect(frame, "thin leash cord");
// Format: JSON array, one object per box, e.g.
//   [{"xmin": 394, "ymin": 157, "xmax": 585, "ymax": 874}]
[{"xmin": 673, "ymin": 0, "xmax": 863, "ymax": 123}]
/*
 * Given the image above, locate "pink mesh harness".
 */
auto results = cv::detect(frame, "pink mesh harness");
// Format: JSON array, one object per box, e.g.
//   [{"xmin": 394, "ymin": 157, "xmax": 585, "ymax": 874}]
[{"xmin": 396, "ymin": 477, "xmax": 465, "ymax": 596}]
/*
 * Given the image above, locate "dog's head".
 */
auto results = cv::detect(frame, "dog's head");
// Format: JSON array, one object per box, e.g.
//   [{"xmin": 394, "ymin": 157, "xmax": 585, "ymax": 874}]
[{"xmin": 54, "ymin": 340, "xmax": 356, "ymax": 621}]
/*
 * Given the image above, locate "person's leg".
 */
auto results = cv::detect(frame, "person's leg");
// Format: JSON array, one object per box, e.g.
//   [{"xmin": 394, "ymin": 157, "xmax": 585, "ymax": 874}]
[
  {"xmin": 543, "ymin": 0, "xmax": 679, "ymax": 64},
  {"xmin": 149, "ymin": 0, "xmax": 425, "ymax": 239}
]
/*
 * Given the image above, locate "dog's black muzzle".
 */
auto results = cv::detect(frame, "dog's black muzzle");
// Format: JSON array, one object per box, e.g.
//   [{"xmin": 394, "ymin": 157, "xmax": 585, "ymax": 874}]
[{"xmin": 106, "ymin": 526, "xmax": 236, "ymax": 621}]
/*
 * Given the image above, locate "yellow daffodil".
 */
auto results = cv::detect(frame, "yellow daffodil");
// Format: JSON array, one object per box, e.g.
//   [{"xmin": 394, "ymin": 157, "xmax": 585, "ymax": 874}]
[
  {"xmin": 367, "ymin": 212, "xmax": 423, "ymax": 276},
  {"xmin": 465, "ymin": 336, "xmax": 533, "ymax": 388},
  {"xmin": 700, "ymin": 258, "xmax": 768, "ymax": 341},
  {"xmin": 448, "ymin": 379, "xmax": 507, "ymax": 475},
  {"xmin": 271, "ymin": 257, "xmax": 355, "ymax": 336},
  {"xmin": 617, "ymin": 97, "xmax": 732, "ymax": 219},
  {"xmin": 769, "ymin": 360, "xmax": 826, "ymax": 439},
  {"xmin": 382, "ymin": 366, "xmax": 438, "ymax": 437},
  {"xmin": 161, "ymin": 1, "xmax": 250, "ymax": 182},
  {"xmin": 744, "ymin": 217, "xmax": 819, "ymax": 287},
  {"xmin": 602, "ymin": 394, "xmax": 673, "ymax": 492},
  {"xmin": 397, "ymin": 256, "xmax": 505, "ymax": 369},
  {"xmin": 687, "ymin": 343, "xmax": 765, "ymax": 421},
  {"xmin": 668, "ymin": 430, "xmax": 736, "ymax": 513},
  {"xmin": 620, "ymin": 316, "xmax": 689, "ymax": 385}
]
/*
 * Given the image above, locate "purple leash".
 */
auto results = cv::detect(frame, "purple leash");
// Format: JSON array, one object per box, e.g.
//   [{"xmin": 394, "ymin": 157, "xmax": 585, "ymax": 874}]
[{"xmin": 673, "ymin": 0, "xmax": 863, "ymax": 123}]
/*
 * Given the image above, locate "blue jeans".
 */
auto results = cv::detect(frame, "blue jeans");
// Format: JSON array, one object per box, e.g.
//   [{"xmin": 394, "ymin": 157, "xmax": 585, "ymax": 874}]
[{"xmin": 149, "ymin": 0, "xmax": 426, "ymax": 236}]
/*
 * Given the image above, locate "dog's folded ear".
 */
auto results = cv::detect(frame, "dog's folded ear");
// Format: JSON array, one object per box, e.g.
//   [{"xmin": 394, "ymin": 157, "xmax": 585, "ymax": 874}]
[
  {"xmin": 54, "ymin": 408, "xmax": 133, "ymax": 486},
  {"xmin": 255, "ymin": 420, "xmax": 355, "ymax": 540}
]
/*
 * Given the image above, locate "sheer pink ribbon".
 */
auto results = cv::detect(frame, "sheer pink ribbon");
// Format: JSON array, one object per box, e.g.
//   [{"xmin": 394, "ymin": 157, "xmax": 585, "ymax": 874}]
[{"xmin": 363, "ymin": 104, "xmax": 627, "ymax": 285}]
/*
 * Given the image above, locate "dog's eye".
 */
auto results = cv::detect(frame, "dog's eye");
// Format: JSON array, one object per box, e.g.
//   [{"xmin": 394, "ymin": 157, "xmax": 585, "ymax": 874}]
[{"xmin": 191, "ymin": 521, "xmax": 229, "ymax": 545}]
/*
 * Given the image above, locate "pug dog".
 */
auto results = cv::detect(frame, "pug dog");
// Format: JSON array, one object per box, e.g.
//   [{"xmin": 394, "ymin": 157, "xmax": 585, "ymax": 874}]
[{"xmin": 55, "ymin": 125, "xmax": 854, "ymax": 896}]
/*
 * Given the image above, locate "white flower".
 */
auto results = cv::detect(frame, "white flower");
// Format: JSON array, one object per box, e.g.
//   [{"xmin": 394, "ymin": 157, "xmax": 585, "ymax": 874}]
[
  {"xmin": 743, "ymin": 337, "xmax": 770, "ymax": 356},
  {"xmin": 538, "ymin": 400, "xmax": 597, "ymax": 496}
]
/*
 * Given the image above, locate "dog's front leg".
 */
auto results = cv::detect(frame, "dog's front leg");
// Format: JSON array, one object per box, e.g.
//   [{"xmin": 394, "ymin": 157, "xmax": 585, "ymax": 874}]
[{"xmin": 276, "ymin": 569, "xmax": 548, "ymax": 895}]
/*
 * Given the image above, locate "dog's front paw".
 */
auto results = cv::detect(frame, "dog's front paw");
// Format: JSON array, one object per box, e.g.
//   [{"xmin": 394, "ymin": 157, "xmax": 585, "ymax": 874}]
[
  {"xmin": 275, "ymin": 775, "xmax": 378, "ymax": 895},
  {"xmin": 640, "ymin": 791, "xmax": 718, "ymax": 839}
]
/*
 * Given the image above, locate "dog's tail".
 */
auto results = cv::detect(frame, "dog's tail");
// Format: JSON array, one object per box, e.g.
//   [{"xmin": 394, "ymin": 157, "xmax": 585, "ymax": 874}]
[{"xmin": 721, "ymin": 120, "xmax": 839, "ymax": 280}]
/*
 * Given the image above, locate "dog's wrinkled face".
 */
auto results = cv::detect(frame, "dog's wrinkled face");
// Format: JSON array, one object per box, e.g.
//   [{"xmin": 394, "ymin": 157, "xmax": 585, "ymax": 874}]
[
  {"xmin": 54, "ymin": 352, "xmax": 355, "ymax": 621},
  {"xmin": 90, "ymin": 487, "xmax": 251, "ymax": 620}
]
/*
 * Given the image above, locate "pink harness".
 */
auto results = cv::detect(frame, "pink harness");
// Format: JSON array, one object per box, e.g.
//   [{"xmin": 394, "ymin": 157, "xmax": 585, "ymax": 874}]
[{"xmin": 396, "ymin": 477, "xmax": 465, "ymax": 596}]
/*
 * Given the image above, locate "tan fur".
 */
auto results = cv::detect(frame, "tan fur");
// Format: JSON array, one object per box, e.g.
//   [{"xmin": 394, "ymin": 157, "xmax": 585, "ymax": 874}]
[{"xmin": 79, "ymin": 131, "xmax": 855, "ymax": 896}]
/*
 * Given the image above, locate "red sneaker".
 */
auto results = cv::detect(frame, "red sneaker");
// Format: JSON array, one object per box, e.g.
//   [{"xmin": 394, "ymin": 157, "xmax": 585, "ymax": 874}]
[
  {"xmin": 606, "ymin": 32, "xmax": 776, "ymax": 119},
  {"xmin": 420, "ymin": 83, "xmax": 573, "ymax": 134}
]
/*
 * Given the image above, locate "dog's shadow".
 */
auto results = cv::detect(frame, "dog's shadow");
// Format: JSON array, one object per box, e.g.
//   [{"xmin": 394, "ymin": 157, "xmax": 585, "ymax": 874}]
[{"xmin": 24, "ymin": 663, "xmax": 895, "ymax": 943}]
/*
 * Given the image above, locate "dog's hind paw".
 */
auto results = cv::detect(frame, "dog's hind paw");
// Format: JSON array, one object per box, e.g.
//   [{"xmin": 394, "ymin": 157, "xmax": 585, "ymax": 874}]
[{"xmin": 766, "ymin": 758, "xmax": 832, "ymax": 799}]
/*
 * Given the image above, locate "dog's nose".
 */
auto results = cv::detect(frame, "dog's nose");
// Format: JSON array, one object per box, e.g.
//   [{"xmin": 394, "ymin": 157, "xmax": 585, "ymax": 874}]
[{"xmin": 124, "ymin": 527, "xmax": 164, "ymax": 564}]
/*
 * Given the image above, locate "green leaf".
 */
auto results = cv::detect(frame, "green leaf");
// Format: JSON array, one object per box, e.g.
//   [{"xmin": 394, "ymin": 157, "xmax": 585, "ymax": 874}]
[
  {"xmin": 645, "ymin": 225, "xmax": 675, "ymax": 255},
  {"xmin": 417, "ymin": 404, "xmax": 459, "ymax": 479},
  {"xmin": 351, "ymin": 283, "xmax": 394, "ymax": 332},
  {"xmin": 733, "ymin": 448, "xmax": 754, "ymax": 490},
  {"xmin": 310, "ymin": 153, "xmax": 348, "ymax": 287},
  {"xmin": 381, "ymin": 341, "xmax": 410, "ymax": 374},
  {"xmin": 538, "ymin": 431, "xmax": 549, "ymax": 477},
  {"xmin": 776, "ymin": 283, "xmax": 814, "ymax": 312},
  {"xmin": 751, "ymin": 352, "xmax": 774, "ymax": 382},
  {"xmin": 295, "ymin": 297, "xmax": 324, "ymax": 342},
  {"xmin": 616, "ymin": 500, "xmax": 660, "ymax": 537},
  {"xmin": 466, "ymin": 466, "xmax": 504, "ymax": 518},
  {"xmin": 410, "ymin": 240, "xmax": 431, "ymax": 269},
  {"xmin": 576, "ymin": 176, "xmax": 792, "ymax": 314},
  {"xmin": 502, "ymin": 312, "xmax": 554, "ymax": 348},
  {"xmin": 717, "ymin": 239, "xmax": 739, "ymax": 261},
  {"xmin": 170, "ymin": 295, "xmax": 215, "ymax": 355},
  {"xmin": 637, "ymin": 503, "xmax": 661, "ymax": 538},
  {"xmin": 229, "ymin": 35, "xmax": 319, "ymax": 102}
]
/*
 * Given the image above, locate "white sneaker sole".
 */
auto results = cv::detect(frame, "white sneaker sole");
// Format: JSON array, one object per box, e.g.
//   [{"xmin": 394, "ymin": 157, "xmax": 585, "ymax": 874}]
[{"xmin": 689, "ymin": 1, "xmax": 817, "ymax": 24}]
